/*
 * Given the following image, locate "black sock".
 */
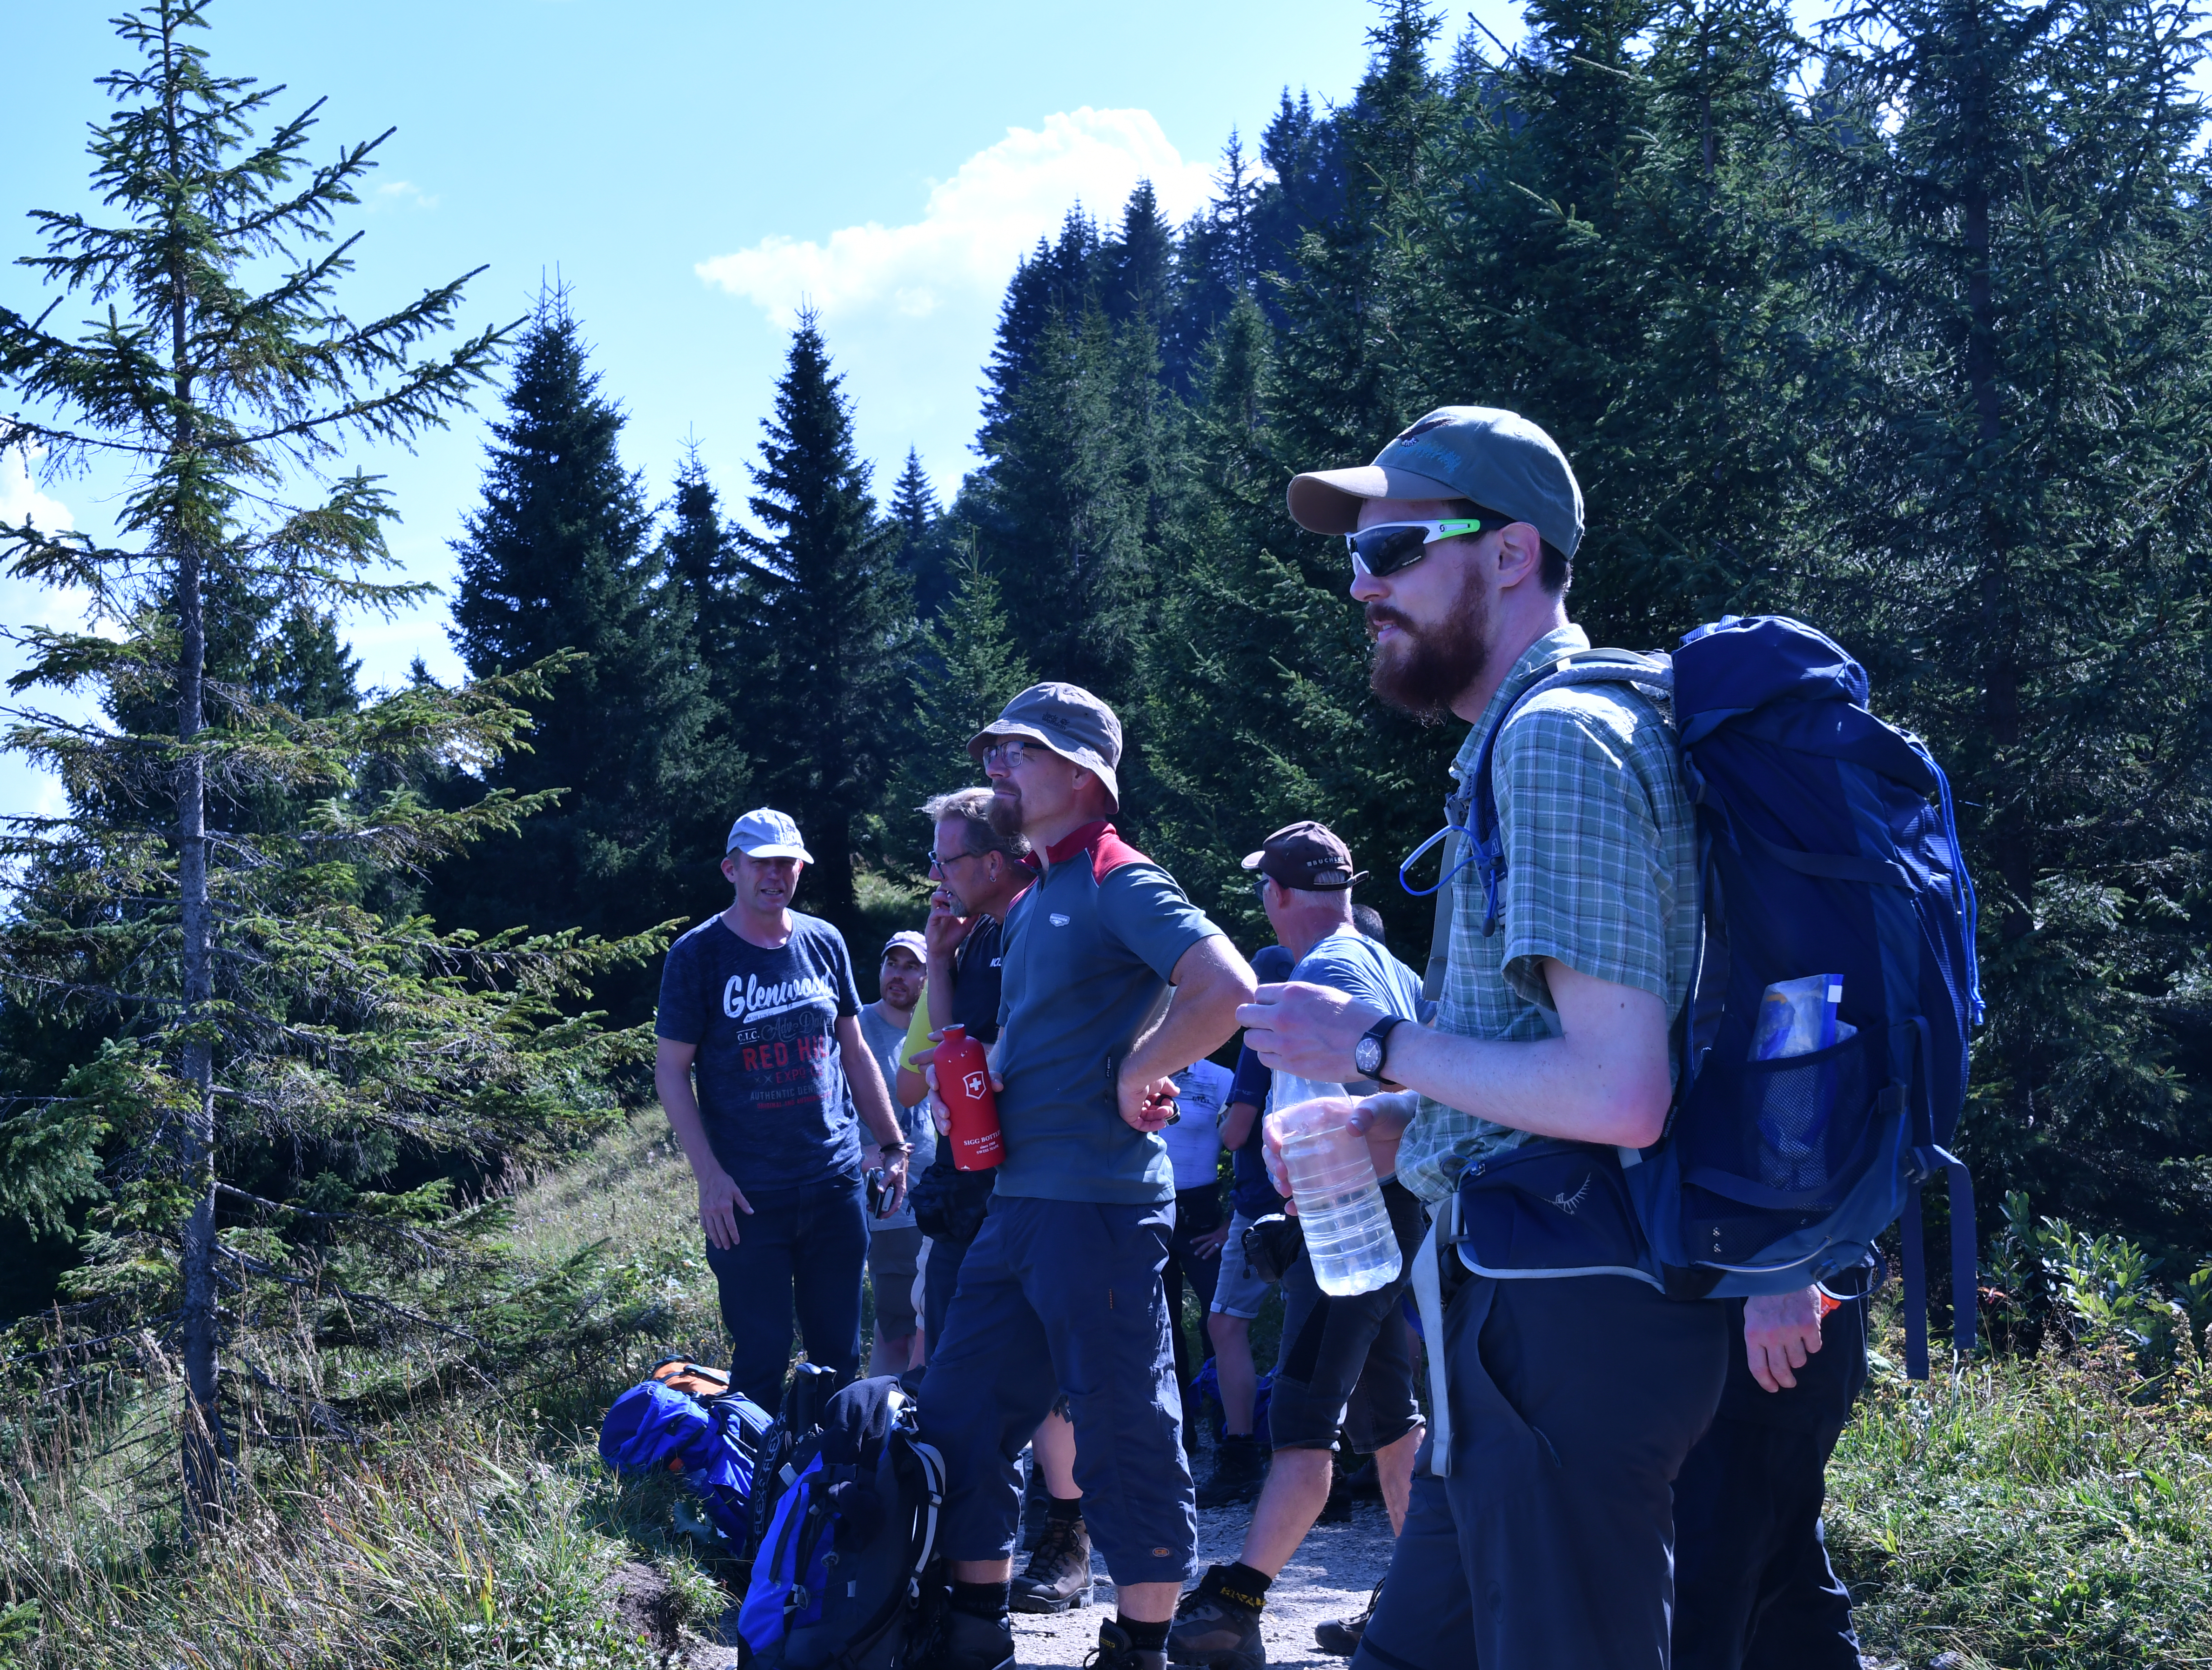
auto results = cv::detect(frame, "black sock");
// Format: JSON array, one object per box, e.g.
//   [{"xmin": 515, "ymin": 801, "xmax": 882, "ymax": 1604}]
[
  {"xmin": 1212, "ymin": 1562, "xmax": 1272, "ymax": 1609},
  {"xmin": 1118, "ymin": 1615, "xmax": 1170, "ymax": 1651},
  {"xmin": 952, "ymin": 1580, "xmax": 1010, "ymax": 1622},
  {"xmin": 1046, "ymin": 1492, "xmax": 1083, "ymax": 1523}
]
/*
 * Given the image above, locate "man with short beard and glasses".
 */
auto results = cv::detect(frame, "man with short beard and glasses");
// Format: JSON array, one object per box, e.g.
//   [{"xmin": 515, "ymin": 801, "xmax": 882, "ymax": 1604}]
[
  {"xmin": 1238, "ymin": 409, "xmax": 1740, "ymax": 1670},
  {"xmin": 917, "ymin": 683, "xmax": 1257, "ymax": 1670}
]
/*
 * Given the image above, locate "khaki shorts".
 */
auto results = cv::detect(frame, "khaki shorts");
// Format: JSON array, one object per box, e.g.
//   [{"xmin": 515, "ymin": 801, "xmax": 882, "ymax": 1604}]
[
  {"xmin": 868, "ymin": 1223, "xmax": 925, "ymax": 1341},
  {"xmin": 1209, "ymin": 1211, "xmax": 1274, "ymax": 1320}
]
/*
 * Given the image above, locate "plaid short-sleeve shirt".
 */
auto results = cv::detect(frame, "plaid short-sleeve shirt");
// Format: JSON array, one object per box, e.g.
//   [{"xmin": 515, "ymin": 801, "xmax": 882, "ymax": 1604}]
[{"xmin": 1396, "ymin": 625, "xmax": 1701, "ymax": 1206}]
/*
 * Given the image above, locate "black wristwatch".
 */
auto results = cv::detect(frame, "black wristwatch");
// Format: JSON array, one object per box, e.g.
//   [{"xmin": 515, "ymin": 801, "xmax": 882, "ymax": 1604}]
[{"xmin": 1354, "ymin": 1015, "xmax": 1408, "ymax": 1081}]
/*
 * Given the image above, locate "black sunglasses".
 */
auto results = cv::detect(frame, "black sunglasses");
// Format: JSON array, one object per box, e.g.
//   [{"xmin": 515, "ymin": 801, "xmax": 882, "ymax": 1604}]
[{"xmin": 1346, "ymin": 512, "xmax": 1509, "ymax": 578}]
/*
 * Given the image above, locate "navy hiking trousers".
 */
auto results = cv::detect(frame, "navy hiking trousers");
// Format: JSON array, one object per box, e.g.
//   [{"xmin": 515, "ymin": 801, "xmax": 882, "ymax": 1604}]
[
  {"xmin": 1353, "ymin": 1272, "xmax": 1729, "ymax": 1670},
  {"xmin": 918, "ymin": 1194, "xmax": 1195, "ymax": 1586}
]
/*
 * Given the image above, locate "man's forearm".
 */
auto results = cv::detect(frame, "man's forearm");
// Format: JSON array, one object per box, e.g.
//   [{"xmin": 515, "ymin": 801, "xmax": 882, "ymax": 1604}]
[
  {"xmin": 655, "ymin": 1065, "xmax": 727, "ymax": 1182},
  {"xmin": 1247, "ymin": 961, "xmax": 1672, "ymax": 1149},
  {"xmin": 1383, "ymin": 1021, "xmax": 1664, "ymax": 1148},
  {"xmin": 1125, "ymin": 956, "xmax": 1255, "ymax": 1087},
  {"xmin": 1220, "ymin": 1100, "xmax": 1259, "ymax": 1147},
  {"xmin": 924, "ymin": 954, "xmax": 956, "ymax": 1032}
]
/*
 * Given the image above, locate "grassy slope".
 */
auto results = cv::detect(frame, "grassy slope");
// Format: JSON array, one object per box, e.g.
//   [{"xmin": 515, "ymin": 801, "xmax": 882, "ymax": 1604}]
[
  {"xmin": 7, "ymin": 1116, "xmax": 2208, "ymax": 1668},
  {"xmin": 2, "ymin": 1115, "xmax": 722, "ymax": 1670},
  {"xmin": 1829, "ymin": 1344, "xmax": 2212, "ymax": 1669}
]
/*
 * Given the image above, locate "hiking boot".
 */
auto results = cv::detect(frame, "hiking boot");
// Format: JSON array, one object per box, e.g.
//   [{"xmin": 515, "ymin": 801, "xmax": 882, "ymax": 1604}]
[
  {"xmin": 1085, "ymin": 1619, "xmax": 1169, "ymax": 1670},
  {"xmin": 934, "ymin": 1605, "xmax": 1015, "ymax": 1670},
  {"xmin": 1166, "ymin": 1567, "xmax": 1267, "ymax": 1670},
  {"xmin": 1314, "ymin": 1579, "xmax": 1382, "ymax": 1657},
  {"xmin": 1010, "ymin": 1512, "xmax": 1093, "ymax": 1613},
  {"xmin": 1195, "ymin": 1434, "xmax": 1267, "ymax": 1509}
]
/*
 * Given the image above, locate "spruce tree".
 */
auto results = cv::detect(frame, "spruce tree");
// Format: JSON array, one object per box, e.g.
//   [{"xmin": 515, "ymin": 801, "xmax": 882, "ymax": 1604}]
[
  {"xmin": 736, "ymin": 314, "xmax": 913, "ymax": 924},
  {"xmin": 1103, "ymin": 181, "xmax": 1176, "ymax": 329},
  {"xmin": 1165, "ymin": 134, "xmax": 1266, "ymax": 392},
  {"xmin": 1266, "ymin": 3, "xmax": 1449, "ymax": 469},
  {"xmin": 1251, "ymin": 90, "xmax": 1351, "ymax": 311},
  {"xmin": 0, "ymin": 0, "xmax": 652, "ymax": 1518},
  {"xmin": 893, "ymin": 550, "xmax": 1035, "ymax": 819},
  {"xmin": 660, "ymin": 439, "xmax": 739, "ymax": 667},
  {"xmin": 889, "ymin": 448, "xmax": 957, "ymax": 619},
  {"xmin": 1797, "ymin": 0, "xmax": 2212, "ymax": 1249},
  {"xmin": 442, "ymin": 290, "xmax": 715, "ymax": 966},
  {"xmin": 972, "ymin": 303, "xmax": 1152, "ymax": 704}
]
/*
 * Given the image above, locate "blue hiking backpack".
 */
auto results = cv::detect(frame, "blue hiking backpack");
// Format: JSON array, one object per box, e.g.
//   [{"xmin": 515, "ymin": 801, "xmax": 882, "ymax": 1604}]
[
  {"xmin": 598, "ymin": 1358, "xmax": 777, "ymax": 1544},
  {"xmin": 1443, "ymin": 615, "xmax": 1983, "ymax": 1377},
  {"xmin": 737, "ymin": 1375, "xmax": 947, "ymax": 1670}
]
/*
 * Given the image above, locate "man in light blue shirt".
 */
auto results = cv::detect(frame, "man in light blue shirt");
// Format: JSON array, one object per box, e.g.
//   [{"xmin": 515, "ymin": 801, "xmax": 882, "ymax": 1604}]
[{"xmin": 1170, "ymin": 822, "xmax": 1429, "ymax": 1669}]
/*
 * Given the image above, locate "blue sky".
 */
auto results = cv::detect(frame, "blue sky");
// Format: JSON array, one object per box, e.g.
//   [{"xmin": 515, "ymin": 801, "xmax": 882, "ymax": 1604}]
[{"xmin": 2, "ymin": 0, "xmax": 1530, "ymax": 817}]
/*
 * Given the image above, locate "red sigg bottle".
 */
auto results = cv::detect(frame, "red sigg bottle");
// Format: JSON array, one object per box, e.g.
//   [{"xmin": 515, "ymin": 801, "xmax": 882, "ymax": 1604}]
[{"xmin": 935, "ymin": 1024, "xmax": 1003, "ymax": 1172}]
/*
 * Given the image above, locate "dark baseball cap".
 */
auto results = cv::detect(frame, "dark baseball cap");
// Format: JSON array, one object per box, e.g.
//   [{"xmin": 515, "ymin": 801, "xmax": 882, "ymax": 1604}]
[
  {"xmin": 967, "ymin": 682, "xmax": 1123, "ymax": 807},
  {"xmin": 1286, "ymin": 405, "xmax": 1584, "ymax": 560},
  {"xmin": 1241, "ymin": 820, "xmax": 1367, "ymax": 891}
]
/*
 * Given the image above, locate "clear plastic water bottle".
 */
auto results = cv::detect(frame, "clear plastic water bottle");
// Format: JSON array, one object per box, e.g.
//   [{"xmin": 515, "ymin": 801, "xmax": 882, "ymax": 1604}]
[{"xmin": 1267, "ymin": 1095, "xmax": 1401, "ymax": 1296}]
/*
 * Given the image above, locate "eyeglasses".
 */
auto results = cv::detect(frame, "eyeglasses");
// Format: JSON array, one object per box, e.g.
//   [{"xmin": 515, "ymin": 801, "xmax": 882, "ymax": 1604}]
[
  {"xmin": 1347, "ymin": 516, "xmax": 1504, "ymax": 578},
  {"xmin": 925, "ymin": 846, "xmax": 979, "ymax": 875},
  {"xmin": 1253, "ymin": 875, "xmax": 1274, "ymax": 902},
  {"xmin": 980, "ymin": 738, "xmax": 1046, "ymax": 769}
]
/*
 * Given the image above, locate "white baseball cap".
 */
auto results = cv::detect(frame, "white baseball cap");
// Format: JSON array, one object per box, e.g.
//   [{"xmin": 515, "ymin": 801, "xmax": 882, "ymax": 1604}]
[{"xmin": 726, "ymin": 808, "xmax": 814, "ymax": 863}]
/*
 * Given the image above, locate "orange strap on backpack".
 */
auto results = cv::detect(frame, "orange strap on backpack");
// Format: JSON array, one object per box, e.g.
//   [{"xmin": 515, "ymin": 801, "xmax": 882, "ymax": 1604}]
[{"xmin": 650, "ymin": 1358, "xmax": 733, "ymax": 1400}]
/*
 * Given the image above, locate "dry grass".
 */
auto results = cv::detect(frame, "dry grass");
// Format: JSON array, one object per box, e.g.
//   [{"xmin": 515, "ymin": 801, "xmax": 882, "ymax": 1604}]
[{"xmin": 0, "ymin": 1113, "xmax": 730, "ymax": 1669}]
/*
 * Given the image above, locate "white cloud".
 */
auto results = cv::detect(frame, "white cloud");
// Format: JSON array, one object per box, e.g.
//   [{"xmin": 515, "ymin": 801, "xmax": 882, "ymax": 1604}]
[
  {"xmin": 0, "ymin": 445, "xmax": 89, "ymax": 634},
  {"xmin": 0, "ymin": 445, "xmax": 74, "ymax": 540},
  {"xmin": 696, "ymin": 107, "xmax": 1215, "ymax": 326},
  {"xmin": 369, "ymin": 180, "xmax": 439, "ymax": 212}
]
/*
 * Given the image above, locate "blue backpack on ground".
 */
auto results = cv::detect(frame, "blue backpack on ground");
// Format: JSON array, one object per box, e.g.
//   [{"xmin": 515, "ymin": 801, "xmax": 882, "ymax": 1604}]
[
  {"xmin": 1450, "ymin": 616, "xmax": 1983, "ymax": 1377},
  {"xmin": 1189, "ymin": 1356, "xmax": 1273, "ymax": 1446},
  {"xmin": 737, "ymin": 1374, "xmax": 947, "ymax": 1670},
  {"xmin": 598, "ymin": 1358, "xmax": 776, "ymax": 1545}
]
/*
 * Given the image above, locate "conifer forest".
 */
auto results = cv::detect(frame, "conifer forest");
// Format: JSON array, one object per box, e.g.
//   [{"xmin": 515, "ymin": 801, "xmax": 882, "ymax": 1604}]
[{"xmin": 3, "ymin": 1, "xmax": 2212, "ymax": 1665}]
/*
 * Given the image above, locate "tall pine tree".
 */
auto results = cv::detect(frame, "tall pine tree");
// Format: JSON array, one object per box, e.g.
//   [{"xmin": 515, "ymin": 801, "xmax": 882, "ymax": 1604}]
[
  {"xmin": 736, "ymin": 314, "xmax": 913, "ymax": 924},
  {"xmin": 889, "ymin": 448, "xmax": 957, "ymax": 620},
  {"xmin": 0, "ymin": 0, "xmax": 650, "ymax": 1517},
  {"xmin": 443, "ymin": 290, "xmax": 715, "ymax": 970}
]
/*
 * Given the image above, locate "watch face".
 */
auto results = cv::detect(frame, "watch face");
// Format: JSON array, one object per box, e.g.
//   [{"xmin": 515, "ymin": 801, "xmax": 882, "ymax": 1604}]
[{"xmin": 1356, "ymin": 1037, "xmax": 1381, "ymax": 1076}]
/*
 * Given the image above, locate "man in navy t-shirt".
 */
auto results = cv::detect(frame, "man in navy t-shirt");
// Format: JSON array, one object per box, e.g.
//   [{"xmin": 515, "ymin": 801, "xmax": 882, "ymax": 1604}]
[{"xmin": 654, "ymin": 808, "xmax": 915, "ymax": 1408}]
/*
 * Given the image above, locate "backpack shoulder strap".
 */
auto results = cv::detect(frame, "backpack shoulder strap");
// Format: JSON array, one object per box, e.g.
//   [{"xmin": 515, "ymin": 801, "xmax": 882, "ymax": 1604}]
[{"xmin": 1467, "ymin": 650, "xmax": 1674, "ymax": 937}]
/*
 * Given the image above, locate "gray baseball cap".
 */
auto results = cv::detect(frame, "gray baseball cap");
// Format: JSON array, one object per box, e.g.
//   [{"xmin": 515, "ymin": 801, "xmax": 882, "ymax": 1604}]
[
  {"xmin": 966, "ymin": 682, "xmax": 1123, "ymax": 808},
  {"xmin": 726, "ymin": 807, "xmax": 814, "ymax": 862},
  {"xmin": 1287, "ymin": 406, "xmax": 1585, "ymax": 559}
]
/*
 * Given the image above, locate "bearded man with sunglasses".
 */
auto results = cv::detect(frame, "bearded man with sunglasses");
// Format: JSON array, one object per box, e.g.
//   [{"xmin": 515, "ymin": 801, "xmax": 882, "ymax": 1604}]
[{"xmin": 1237, "ymin": 408, "xmax": 1729, "ymax": 1670}]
